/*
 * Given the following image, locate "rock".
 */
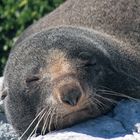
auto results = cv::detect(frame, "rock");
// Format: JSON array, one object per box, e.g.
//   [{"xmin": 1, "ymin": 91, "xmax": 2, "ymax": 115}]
[{"xmin": 0, "ymin": 121, "xmax": 18, "ymax": 140}]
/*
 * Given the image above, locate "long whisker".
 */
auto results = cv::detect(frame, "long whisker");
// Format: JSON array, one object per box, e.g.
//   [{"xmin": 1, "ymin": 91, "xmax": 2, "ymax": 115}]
[
  {"xmin": 87, "ymin": 91, "xmax": 115, "ymax": 112},
  {"xmin": 90, "ymin": 90, "xmax": 114, "ymax": 107},
  {"xmin": 95, "ymin": 94, "xmax": 118, "ymax": 104},
  {"xmin": 119, "ymin": 68, "xmax": 140, "ymax": 84},
  {"xmin": 41, "ymin": 107, "xmax": 53, "ymax": 135},
  {"xmin": 87, "ymin": 96, "xmax": 100, "ymax": 112},
  {"xmin": 54, "ymin": 108, "xmax": 59, "ymax": 130},
  {"xmin": 97, "ymin": 89, "xmax": 140, "ymax": 101},
  {"xmin": 19, "ymin": 108, "xmax": 45, "ymax": 140},
  {"xmin": 48, "ymin": 107, "xmax": 56, "ymax": 132},
  {"xmin": 58, "ymin": 110, "xmax": 64, "ymax": 129},
  {"xmin": 27, "ymin": 110, "xmax": 46, "ymax": 139},
  {"xmin": 97, "ymin": 86, "xmax": 114, "ymax": 91},
  {"xmin": 93, "ymin": 97, "xmax": 108, "ymax": 111},
  {"xmin": 41, "ymin": 108, "xmax": 50, "ymax": 135}
]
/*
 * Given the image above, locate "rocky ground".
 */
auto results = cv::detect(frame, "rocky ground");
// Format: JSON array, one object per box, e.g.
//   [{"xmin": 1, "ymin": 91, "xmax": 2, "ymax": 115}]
[{"xmin": 0, "ymin": 77, "xmax": 140, "ymax": 140}]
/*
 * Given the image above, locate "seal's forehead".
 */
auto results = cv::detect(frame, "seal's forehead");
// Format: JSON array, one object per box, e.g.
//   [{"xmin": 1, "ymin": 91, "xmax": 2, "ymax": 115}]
[
  {"xmin": 42, "ymin": 49, "xmax": 72, "ymax": 80},
  {"xmin": 47, "ymin": 49, "xmax": 67, "ymax": 62}
]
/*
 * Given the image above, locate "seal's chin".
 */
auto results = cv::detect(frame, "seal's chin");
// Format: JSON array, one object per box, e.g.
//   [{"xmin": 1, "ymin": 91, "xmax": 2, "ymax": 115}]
[
  {"xmin": 36, "ymin": 105, "xmax": 96, "ymax": 136},
  {"xmin": 60, "ymin": 108, "xmax": 92, "ymax": 128}
]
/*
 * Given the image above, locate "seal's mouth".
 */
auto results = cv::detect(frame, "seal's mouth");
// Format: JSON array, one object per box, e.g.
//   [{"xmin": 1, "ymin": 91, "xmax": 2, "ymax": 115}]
[
  {"xmin": 22, "ymin": 86, "xmax": 117, "ymax": 139},
  {"xmin": 63, "ymin": 108, "xmax": 88, "ymax": 118},
  {"xmin": 36, "ymin": 107, "xmax": 92, "ymax": 136}
]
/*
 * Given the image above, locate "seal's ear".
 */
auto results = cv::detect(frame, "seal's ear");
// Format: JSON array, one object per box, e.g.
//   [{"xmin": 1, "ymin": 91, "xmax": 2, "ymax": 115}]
[
  {"xmin": 0, "ymin": 88, "xmax": 7, "ymax": 100},
  {"xmin": 0, "ymin": 78, "xmax": 7, "ymax": 100}
]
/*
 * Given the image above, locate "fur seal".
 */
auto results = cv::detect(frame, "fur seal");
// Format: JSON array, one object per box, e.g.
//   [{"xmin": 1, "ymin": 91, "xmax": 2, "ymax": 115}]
[{"xmin": 2, "ymin": 0, "xmax": 140, "ymax": 139}]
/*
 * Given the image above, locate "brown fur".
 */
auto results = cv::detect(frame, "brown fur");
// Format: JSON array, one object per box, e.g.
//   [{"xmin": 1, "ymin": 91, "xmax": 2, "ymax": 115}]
[{"xmin": 17, "ymin": 0, "xmax": 140, "ymax": 47}]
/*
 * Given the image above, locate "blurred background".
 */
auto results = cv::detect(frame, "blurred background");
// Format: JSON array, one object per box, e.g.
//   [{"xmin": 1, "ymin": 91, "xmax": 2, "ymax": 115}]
[{"xmin": 0, "ymin": 0, "xmax": 65, "ymax": 76}]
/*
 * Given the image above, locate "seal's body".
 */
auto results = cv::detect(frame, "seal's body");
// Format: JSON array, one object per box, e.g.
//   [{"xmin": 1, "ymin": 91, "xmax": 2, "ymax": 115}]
[
  {"xmin": 17, "ymin": 0, "xmax": 140, "ymax": 48},
  {"xmin": 2, "ymin": 0, "xmax": 140, "ymax": 139}
]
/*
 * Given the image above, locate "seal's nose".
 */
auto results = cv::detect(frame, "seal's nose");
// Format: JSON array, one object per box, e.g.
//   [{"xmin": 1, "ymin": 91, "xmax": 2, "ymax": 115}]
[{"xmin": 61, "ymin": 88, "xmax": 81, "ymax": 106}]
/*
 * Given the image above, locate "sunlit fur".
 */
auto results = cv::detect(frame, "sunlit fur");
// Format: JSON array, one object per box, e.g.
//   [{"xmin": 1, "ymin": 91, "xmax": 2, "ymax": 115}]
[{"xmin": 2, "ymin": 0, "xmax": 140, "ymax": 139}]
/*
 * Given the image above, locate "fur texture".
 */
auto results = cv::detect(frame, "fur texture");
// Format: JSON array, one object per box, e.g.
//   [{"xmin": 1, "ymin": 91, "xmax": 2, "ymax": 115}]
[{"xmin": 2, "ymin": 0, "xmax": 140, "ymax": 139}]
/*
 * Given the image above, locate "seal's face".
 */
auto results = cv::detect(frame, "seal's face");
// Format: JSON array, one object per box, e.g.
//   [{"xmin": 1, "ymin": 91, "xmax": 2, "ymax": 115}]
[
  {"xmin": 4, "ymin": 27, "xmax": 117, "ymax": 138},
  {"xmin": 32, "ymin": 48, "xmax": 106, "ymax": 132}
]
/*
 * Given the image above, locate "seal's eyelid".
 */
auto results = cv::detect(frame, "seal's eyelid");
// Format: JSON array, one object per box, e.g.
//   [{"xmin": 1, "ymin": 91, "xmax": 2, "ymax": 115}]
[
  {"xmin": 78, "ymin": 52, "xmax": 97, "ymax": 67},
  {"xmin": 84, "ymin": 61, "xmax": 97, "ymax": 67},
  {"xmin": 78, "ymin": 52, "xmax": 92, "ymax": 61},
  {"xmin": 26, "ymin": 75, "xmax": 40, "ymax": 83}
]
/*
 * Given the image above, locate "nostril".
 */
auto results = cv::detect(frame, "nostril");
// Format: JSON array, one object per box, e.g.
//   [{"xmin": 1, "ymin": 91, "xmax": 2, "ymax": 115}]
[{"xmin": 61, "ymin": 89, "xmax": 81, "ymax": 106}]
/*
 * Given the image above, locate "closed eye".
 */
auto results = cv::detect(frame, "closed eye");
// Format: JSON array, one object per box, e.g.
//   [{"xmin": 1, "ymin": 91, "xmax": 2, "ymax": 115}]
[
  {"xmin": 26, "ymin": 75, "xmax": 40, "ymax": 83},
  {"xmin": 78, "ymin": 51, "xmax": 97, "ymax": 67},
  {"xmin": 84, "ymin": 62, "xmax": 96, "ymax": 67},
  {"xmin": 77, "ymin": 61, "xmax": 97, "ymax": 69}
]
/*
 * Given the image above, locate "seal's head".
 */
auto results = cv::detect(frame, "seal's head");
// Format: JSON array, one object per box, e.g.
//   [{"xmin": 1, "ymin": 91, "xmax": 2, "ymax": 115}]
[{"xmin": 3, "ymin": 27, "xmax": 120, "ymax": 139}]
